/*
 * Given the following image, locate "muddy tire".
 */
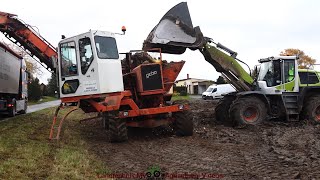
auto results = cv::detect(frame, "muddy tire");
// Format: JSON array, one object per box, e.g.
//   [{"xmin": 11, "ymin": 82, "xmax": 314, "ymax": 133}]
[
  {"xmin": 101, "ymin": 112, "xmax": 109, "ymax": 130},
  {"xmin": 215, "ymin": 96, "xmax": 235, "ymax": 123},
  {"xmin": 173, "ymin": 110, "xmax": 193, "ymax": 136},
  {"xmin": 230, "ymin": 96, "xmax": 267, "ymax": 126},
  {"xmin": 109, "ymin": 118, "xmax": 128, "ymax": 142},
  {"xmin": 303, "ymin": 95, "xmax": 320, "ymax": 124}
]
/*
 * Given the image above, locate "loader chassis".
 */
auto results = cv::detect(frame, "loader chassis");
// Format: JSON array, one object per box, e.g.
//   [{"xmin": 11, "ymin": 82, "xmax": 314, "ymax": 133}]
[{"xmin": 55, "ymin": 33, "xmax": 193, "ymax": 142}]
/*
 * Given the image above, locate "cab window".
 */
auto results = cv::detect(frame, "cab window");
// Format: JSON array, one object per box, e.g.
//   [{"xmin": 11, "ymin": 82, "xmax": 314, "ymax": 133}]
[
  {"xmin": 79, "ymin": 37, "xmax": 93, "ymax": 75},
  {"xmin": 284, "ymin": 60, "xmax": 295, "ymax": 83},
  {"xmin": 94, "ymin": 36, "xmax": 119, "ymax": 59},
  {"xmin": 60, "ymin": 41, "xmax": 78, "ymax": 77},
  {"xmin": 299, "ymin": 72, "xmax": 320, "ymax": 84}
]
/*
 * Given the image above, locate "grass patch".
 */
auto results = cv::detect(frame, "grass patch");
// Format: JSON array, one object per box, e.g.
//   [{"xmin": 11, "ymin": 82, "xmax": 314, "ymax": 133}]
[
  {"xmin": 171, "ymin": 94, "xmax": 190, "ymax": 101},
  {"xmin": 0, "ymin": 108, "xmax": 106, "ymax": 179},
  {"xmin": 28, "ymin": 96, "xmax": 58, "ymax": 105}
]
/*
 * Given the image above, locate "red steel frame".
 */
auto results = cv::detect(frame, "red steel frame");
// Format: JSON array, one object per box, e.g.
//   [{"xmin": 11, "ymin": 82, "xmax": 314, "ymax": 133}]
[{"xmin": 49, "ymin": 91, "xmax": 189, "ymax": 140}]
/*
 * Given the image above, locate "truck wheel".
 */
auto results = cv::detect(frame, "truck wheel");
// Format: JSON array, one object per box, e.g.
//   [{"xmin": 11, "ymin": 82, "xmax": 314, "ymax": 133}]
[
  {"xmin": 109, "ymin": 118, "xmax": 128, "ymax": 142},
  {"xmin": 230, "ymin": 96, "xmax": 267, "ymax": 126},
  {"xmin": 173, "ymin": 110, "xmax": 193, "ymax": 136},
  {"xmin": 303, "ymin": 95, "xmax": 320, "ymax": 124},
  {"xmin": 215, "ymin": 96, "xmax": 235, "ymax": 123}
]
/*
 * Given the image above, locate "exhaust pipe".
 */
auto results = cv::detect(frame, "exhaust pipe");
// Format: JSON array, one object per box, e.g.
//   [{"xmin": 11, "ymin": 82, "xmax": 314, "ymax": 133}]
[{"xmin": 143, "ymin": 2, "xmax": 205, "ymax": 54}]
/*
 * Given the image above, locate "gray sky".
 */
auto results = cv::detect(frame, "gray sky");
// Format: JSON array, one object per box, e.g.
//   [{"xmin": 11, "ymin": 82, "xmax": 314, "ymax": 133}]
[{"xmin": 1, "ymin": 0, "xmax": 320, "ymax": 84}]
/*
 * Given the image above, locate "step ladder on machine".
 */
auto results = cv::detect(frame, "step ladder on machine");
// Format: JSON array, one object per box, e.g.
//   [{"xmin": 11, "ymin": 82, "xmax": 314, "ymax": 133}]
[
  {"xmin": 49, "ymin": 103, "xmax": 79, "ymax": 140},
  {"xmin": 282, "ymin": 92, "xmax": 300, "ymax": 121}
]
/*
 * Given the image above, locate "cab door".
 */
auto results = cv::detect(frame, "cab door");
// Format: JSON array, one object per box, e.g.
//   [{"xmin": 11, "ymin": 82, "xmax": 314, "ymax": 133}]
[
  {"xmin": 280, "ymin": 59, "xmax": 299, "ymax": 92},
  {"xmin": 58, "ymin": 40, "xmax": 80, "ymax": 97}
]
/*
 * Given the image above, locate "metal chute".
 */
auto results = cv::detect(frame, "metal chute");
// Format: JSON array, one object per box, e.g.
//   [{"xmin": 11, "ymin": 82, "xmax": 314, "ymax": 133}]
[{"xmin": 143, "ymin": 2, "xmax": 204, "ymax": 54}]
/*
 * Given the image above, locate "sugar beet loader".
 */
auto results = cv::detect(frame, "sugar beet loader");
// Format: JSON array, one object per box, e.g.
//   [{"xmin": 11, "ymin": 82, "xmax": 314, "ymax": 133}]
[
  {"xmin": 143, "ymin": 2, "xmax": 320, "ymax": 126},
  {"xmin": 0, "ymin": 11, "xmax": 193, "ymax": 142}
]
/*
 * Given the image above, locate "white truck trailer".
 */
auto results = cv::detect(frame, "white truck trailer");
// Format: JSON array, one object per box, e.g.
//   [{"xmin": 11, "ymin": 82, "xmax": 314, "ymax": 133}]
[{"xmin": 0, "ymin": 42, "xmax": 28, "ymax": 116}]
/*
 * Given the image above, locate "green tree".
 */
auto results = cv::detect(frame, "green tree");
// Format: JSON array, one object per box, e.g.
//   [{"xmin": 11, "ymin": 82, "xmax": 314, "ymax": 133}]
[
  {"xmin": 42, "ymin": 84, "xmax": 48, "ymax": 96},
  {"xmin": 47, "ymin": 73, "xmax": 58, "ymax": 97},
  {"xmin": 216, "ymin": 76, "xmax": 227, "ymax": 84},
  {"xmin": 280, "ymin": 49, "xmax": 316, "ymax": 69},
  {"xmin": 28, "ymin": 78, "xmax": 42, "ymax": 101}
]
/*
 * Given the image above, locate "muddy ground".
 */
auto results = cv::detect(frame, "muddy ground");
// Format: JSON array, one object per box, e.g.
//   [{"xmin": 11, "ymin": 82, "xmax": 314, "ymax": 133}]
[{"xmin": 79, "ymin": 99, "xmax": 320, "ymax": 180}]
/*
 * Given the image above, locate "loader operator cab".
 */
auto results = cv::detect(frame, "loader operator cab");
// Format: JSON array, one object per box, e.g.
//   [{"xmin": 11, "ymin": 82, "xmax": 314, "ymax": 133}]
[
  {"xmin": 58, "ymin": 30, "xmax": 124, "ymax": 98},
  {"xmin": 256, "ymin": 56, "xmax": 298, "ymax": 94}
]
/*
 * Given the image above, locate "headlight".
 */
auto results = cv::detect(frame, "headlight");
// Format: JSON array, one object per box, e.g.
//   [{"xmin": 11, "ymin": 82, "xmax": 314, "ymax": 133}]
[{"xmin": 178, "ymin": 105, "xmax": 184, "ymax": 110}]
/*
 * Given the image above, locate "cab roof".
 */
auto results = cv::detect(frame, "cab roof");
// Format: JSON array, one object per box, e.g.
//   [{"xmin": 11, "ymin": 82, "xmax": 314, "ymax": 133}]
[{"xmin": 259, "ymin": 56, "xmax": 297, "ymax": 63}]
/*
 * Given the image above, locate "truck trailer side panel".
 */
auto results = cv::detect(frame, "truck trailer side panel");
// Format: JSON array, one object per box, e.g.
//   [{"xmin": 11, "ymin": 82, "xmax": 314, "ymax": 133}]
[{"xmin": 0, "ymin": 45, "xmax": 21, "ymax": 94}]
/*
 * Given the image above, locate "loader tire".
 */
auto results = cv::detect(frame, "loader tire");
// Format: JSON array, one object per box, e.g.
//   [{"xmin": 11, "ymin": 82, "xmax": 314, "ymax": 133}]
[
  {"xmin": 215, "ymin": 96, "xmax": 235, "ymax": 123},
  {"xmin": 303, "ymin": 95, "xmax": 320, "ymax": 124},
  {"xmin": 230, "ymin": 96, "xmax": 267, "ymax": 127},
  {"xmin": 173, "ymin": 110, "xmax": 193, "ymax": 136},
  {"xmin": 109, "ymin": 118, "xmax": 128, "ymax": 143}
]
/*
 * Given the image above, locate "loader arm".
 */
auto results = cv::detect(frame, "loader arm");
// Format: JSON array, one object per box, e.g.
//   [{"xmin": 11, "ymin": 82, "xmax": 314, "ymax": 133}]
[
  {"xmin": 200, "ymin": 43, "xmax": 253, "ymax": 91},
  {"xmin": 0, "ymin": 11, "xmax": 57, "ymax": 72},
  {"xmin": 143, "ymin": 2, "xmax": 254, "ymax": 91}
]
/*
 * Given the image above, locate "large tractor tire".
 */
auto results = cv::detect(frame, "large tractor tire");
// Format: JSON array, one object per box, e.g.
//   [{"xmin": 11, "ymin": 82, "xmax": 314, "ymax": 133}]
[
  {"xmin": 303, "ymin": 95, "xmax": 320, "ymax": 124},
  {"xmin": 101, "ymin": 112, "xmax": 109, "ymax": 130},
  {"xmin": 173, "ymin": 110, "xmax": 194, "ymax": 136},
  {"xmin": 215, "ymin": 96, "xmax": 235, "ymax": 123},
  {"xmin": 109, "ymin": 117, "xmax": 128, "ymax": 143},
  {"xmin": 230, "ymin": 96, "xmax": 267, "ymax": 126}
]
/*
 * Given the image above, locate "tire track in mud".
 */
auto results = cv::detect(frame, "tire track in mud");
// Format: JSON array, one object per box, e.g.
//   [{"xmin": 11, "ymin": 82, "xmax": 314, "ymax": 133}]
[{"xmin": 82, "ymin": 99, "xmax": 320, "ymax": 179}]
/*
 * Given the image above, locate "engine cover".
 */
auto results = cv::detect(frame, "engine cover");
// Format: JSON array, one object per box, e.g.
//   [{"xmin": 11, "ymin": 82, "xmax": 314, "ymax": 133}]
[{"xmin": 133, "ymin": 63, "xmax": 164, "ymax": 95}]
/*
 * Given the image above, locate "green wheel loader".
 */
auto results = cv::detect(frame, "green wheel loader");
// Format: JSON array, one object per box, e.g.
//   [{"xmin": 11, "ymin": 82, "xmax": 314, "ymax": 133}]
[{"xmin": 143, "ymin": 2, "xmax": 320, "ymax": 126}]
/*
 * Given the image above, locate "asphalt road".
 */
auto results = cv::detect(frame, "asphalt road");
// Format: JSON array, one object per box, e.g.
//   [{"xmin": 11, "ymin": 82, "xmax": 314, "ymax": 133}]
[
  {"xmin": 189, "ymin": 95, "xmax": 202, "ymax": 99},
  {"xmin": 0, "ymin": 100, "xmax": 61, "ymax": 121},
  {"xmin": 27, "ymin": 100, "xmax": 61, "ymax": 114}
]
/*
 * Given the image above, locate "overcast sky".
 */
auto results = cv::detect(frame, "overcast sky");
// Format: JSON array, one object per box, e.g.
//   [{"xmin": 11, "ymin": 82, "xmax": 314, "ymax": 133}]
[{"xmin": 1, "ymin": 0, "xmax": 320, "ymax": 84}]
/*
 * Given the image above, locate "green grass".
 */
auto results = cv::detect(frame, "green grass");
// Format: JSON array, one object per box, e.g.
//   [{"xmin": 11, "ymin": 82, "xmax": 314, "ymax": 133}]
[
  {"xmin": 0, "ymin": 108, "xmax": 106, "ymax": 179},
  {"xmin": 28, "ymin": 96, "xmax": 58, "ymax": 105},
  {"xmin": 171, "ymin": 94, "xmax": 191, "ymax": 101}
]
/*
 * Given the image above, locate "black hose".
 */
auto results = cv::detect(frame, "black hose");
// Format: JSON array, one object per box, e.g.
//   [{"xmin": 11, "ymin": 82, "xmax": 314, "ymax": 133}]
[{"xmin": 235, "ymin": 57, "xmax": 252, "ymax": 76}]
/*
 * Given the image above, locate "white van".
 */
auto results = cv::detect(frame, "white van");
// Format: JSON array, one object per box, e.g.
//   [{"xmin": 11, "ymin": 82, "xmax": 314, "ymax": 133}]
[{"xmin": 202, "ymin": 84, "xmax": 236, "ymax": 100}]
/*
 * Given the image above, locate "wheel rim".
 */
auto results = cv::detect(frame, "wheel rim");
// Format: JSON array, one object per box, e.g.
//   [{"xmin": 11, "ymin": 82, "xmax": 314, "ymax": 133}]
[
  {"xmin": 315, "ymin": 105, "xmax": 320, "ymax": 121},
  {"xmin": 243, "ymin": 106, "xmax": 258, "ymax": 122}
]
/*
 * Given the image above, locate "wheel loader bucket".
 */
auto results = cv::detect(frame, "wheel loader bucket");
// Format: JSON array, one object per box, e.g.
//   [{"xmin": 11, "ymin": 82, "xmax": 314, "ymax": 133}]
[{"xmin": 143, "ymin": 2, "xmax": 204, "ymax": 54}]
